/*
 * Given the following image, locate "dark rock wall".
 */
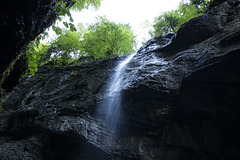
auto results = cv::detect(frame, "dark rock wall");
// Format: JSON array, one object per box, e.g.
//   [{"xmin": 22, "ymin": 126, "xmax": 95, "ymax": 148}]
[
  {"xmin": 0, "ymin": 0, "xmax": 61, "ymax": 93},
  {"xmin": 1, "ymin": 0, "xmax": 240, "ymax": 160}
]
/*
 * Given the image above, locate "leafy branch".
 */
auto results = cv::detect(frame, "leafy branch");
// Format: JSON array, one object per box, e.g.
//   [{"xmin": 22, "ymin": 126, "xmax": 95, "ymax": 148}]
[{"xmin": 150, "ymin": 0, "xmax": 212, "ymax": 38}]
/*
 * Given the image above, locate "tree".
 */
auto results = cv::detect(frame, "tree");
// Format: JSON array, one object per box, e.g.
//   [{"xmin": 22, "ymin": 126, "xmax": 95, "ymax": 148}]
[
  {"xmin": 35, "ymin": 24, "xmax": 90, "ymax": 66},
  {"xmin": 53, "ymin": 0, "xmax": 102, "ymax": 34},
  {"xmin": 34, "ymin": 17, "xmax": 136, "ymax": 67},
  {"xmin": 177, "ymin": 2, "xmax": 200, "ymax": 26},
  {"xmin": 150, "ymin": 10, "xmax": 179, "ymax": 38},
  {"xmin": 40, "ymin": 30, "xmax": 83, "ymax": 65},
  {"xmin": 81, "ymin": 16, "xmax": 136, "ymax": 59},
  {"xmin": 190, "ymin": 0, "xmax": 211, "ymax": 12},
  {"xmin": 24, "ymin": 0, "xmax": 103, "ymax": 74},
  {"xmin": 71, "ymin": 0, "xmax": 102, "ymax": 11},
  {"xmin": 150, "ymin": 0, "xmax": 211, "ymax": 38}
]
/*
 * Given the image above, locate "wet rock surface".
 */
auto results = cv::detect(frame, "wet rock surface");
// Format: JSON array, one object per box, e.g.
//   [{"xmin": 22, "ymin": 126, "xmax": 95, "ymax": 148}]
[{"xmin": 1, "ymin": 0, "xmax": 240, "ymax": 159}]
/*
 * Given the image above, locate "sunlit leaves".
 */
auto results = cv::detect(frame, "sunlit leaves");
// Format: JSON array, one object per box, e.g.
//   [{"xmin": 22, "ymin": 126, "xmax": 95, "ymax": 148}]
[
  {"xmin": 33, "ymin": 17, "xmax": 136, "ymax": 68},
  {"xmin": 71, "ymin": 0, "xmax": 102, "ymax": 11},
  {"xmin": 52, "ymin": 26, "xmax": 62, "ymax": 35},
  {"xmin": 82, "ymin": 16, "xmax": 136, "ymax": 59},
  {"xmin": 150, "ymin": 0, "xmax": 211, "ymax": 38},
  {"xmin": 190, "ymin": 0, "xmax": 211, "ymax": 12},
  {"xmin": 69, "ymin": 23, "xmax": 76, "ymax": 32},
  {"xmin": 56, "ymin": 1, "xmax": 68, "ymax": 16},
  {"xmin": 24, "ymin": 0, "xmax": 103, "ymax": 75},
  {"xmin": 25, "ymin": 33, "xmax": 49, "ymax": 75},
  {"xmin": 150, "ymin": 10, "xmax": 178, "ymax": 37},
  {"xmin": 45, "ymin": 30, "xmax": 83, "ymax": 64},
  {"xmin": 63, "ymin": 21, "xmax": 69, "ymax": 28},
  {"xmin": 53, "ymin": 0, "xmax": 102, "ymax": 35}
]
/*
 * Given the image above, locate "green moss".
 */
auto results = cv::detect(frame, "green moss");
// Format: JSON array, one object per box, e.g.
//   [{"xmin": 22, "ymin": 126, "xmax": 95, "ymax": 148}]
[{"xmin": 0, "ymin": 88, "xmax": 6, "ymax": 112}]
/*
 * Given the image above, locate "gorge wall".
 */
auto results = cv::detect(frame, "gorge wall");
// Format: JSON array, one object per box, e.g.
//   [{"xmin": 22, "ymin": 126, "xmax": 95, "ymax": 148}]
[
  {"xmin": 1, "ymin": 0, "xmax": 240, "ymax": 159},
  {"xmin": 0, "ymin": 0, "xmax": 73, "ymax": 94}
]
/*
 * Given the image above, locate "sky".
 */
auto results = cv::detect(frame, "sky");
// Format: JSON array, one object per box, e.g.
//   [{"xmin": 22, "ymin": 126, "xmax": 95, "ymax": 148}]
[{"xmin": 48, "ymin": 0, "xmax": 183, "ymax": 49}]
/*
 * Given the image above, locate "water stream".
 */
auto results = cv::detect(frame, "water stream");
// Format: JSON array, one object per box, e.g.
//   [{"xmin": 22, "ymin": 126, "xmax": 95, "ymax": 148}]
[{"xmin": 96, "ymin": 53, "xmax": 136, "ymax": 130}]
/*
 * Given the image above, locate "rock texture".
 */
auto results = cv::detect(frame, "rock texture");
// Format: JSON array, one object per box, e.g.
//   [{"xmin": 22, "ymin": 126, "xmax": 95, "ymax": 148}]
[
  {"xmin": 1, "ymin": 0, "xmax": 240, "ymax": 160},
  {"xmin": 0, "ymin": 0, "xmax": 73, "ymax": 94}
]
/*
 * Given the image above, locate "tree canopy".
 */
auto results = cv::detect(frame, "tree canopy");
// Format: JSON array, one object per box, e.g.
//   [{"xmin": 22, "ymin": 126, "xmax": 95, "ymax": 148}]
[
  {"xmin": 150, "ymin": 0, "xmax": 212, "ymax": 38},
  {"xmin": 25, "ymin": 0, "xmax": 212, "ymax": 75},
  {"xmin": 37, "ymin": 30, "xmax": 83, "ymax": 66},
  {"xmin": 27, "ymin": 16, "xmax": 136, "ymax": 72},
  {"xmin": 53, "ymin": 0, "xmax": 102, "ymax": 33},
  {"xmin": 82, "ymin": 16, "xmax": 136, "ymax": 59},
  {"xmin": 24, "ymin": 0, "xmax": 103, "ymax": 74}
]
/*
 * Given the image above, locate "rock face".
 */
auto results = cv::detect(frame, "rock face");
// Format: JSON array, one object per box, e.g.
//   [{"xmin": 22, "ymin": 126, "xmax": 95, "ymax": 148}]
[
  {"xmin": 1, "ymin": 0, "xmax": 240, "ymax": 159},
  {"xmin": 0, "ymin": 0, "xmax": 73, "ymax": 94}
]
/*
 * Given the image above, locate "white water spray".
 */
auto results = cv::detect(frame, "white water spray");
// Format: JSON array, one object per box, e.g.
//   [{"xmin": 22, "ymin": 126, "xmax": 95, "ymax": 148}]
[
  {"xmin": 107, "ymin": 52, "xmax": 136, "ymax": 96},
  {"xmin": 96, "ymin": 53, "xmax": 136, "ymax": 130}
]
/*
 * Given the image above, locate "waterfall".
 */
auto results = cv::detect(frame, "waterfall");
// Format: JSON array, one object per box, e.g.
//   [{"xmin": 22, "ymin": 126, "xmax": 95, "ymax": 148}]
[{"xmin": 96, "ymin": 53, "xmax": 136, "ymax": 130}]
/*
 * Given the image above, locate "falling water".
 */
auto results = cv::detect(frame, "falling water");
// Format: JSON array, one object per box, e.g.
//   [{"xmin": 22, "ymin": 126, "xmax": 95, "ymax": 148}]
[{"xmin": 96, "ymin": 53, "xmax": 136, "ymax": 130}]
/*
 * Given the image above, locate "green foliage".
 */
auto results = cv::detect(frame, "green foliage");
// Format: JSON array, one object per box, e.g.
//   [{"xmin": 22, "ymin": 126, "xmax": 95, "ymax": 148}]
[
  {"xmin": 24, "ymin": 0, "xmax": 103, "ymax": 75},
  {"xmin": 40, "ymin": 30, "xmax": 84, "ymax": 65},
  {"xmin": 33, "ymin": 43, "xmax": 51, "ymax": 67},
  {"xmin": 25, "ymin": 33, "xmax": 48, "ymax": 75},
  {"xmin": 54, "ymin": 0, "xmax": 75, "ymax": 33},
  {"xmin": 0, "ymin": 88, "xmax": 5, "ymax": 112},
  {"xmin": 53, "ymin": 0, "xmax": 102, "ymax": 34},
  {"xmin": 190, "ymin": 0, "xmax": 211, "ymax": 12},
  {"xmin": 71, "ymin": 0, "xmax": 102, "ymax": 11},
  {"xmin": 150, "ymin": 0, "xmax": 211, "ymax": 38},
  {"xmin": 32, "ymin": 17, "xmax": 136, "ymax": 68},
  {"xmin": 150, "ymin": 10, "xmax": 180, "ymax": 37},
  {"xmin": 178, "ymin": 2, "xmax": 200, "ymax": 25},
  {"xmin": 52, "ymin": 26, "xmax": 63, "ymax": 35},
  {"xmin": 82, "ymin": 16, "xmax": 136, "ymax": 59}
]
